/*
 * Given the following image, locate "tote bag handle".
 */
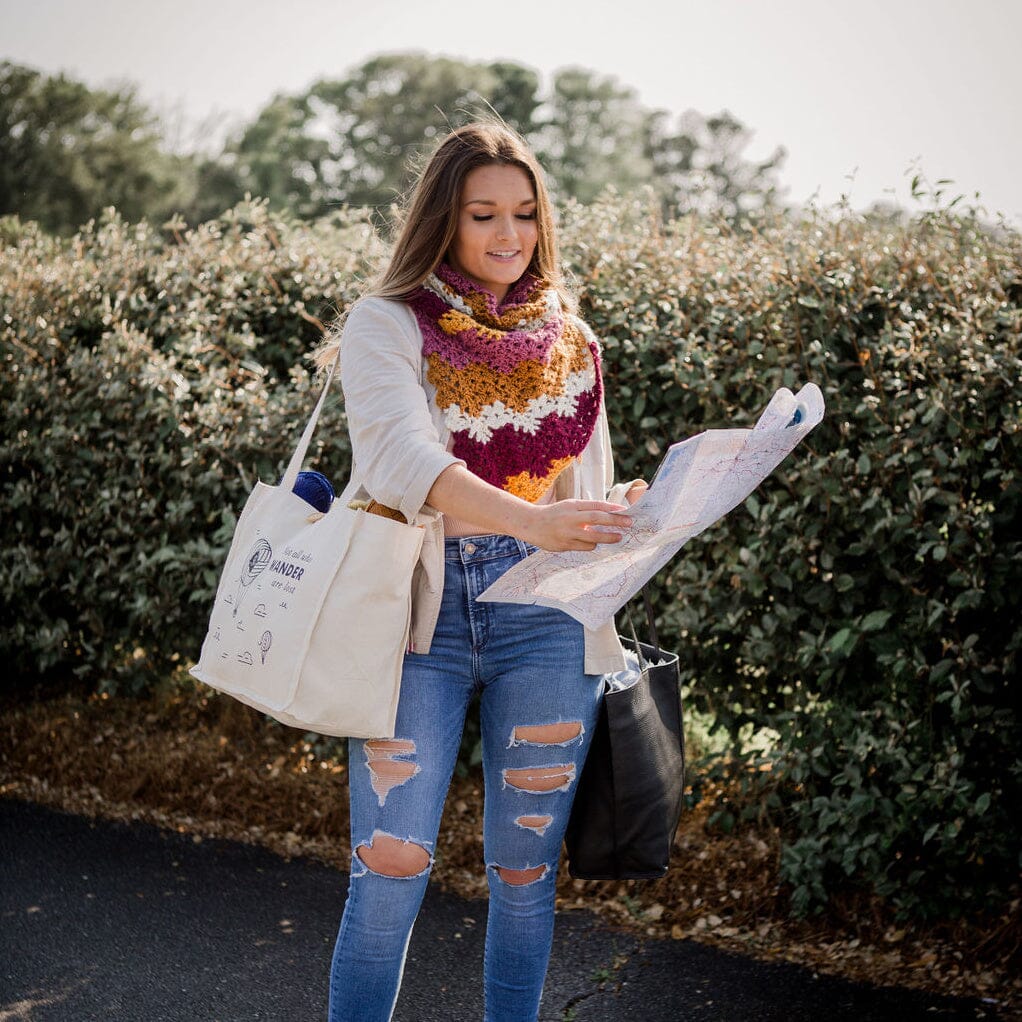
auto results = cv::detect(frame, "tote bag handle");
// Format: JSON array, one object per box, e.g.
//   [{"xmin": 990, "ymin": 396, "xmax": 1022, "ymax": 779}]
[{"xmin": 280, "ymin": 350, "xmax": 341, "ymax": 492}]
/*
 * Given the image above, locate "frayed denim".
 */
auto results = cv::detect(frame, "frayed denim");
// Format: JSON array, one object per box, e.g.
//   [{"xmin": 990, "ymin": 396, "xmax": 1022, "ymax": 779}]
[{"xmin": 328, "ymin": 533, "xmax": 604, "ymax": 1022}]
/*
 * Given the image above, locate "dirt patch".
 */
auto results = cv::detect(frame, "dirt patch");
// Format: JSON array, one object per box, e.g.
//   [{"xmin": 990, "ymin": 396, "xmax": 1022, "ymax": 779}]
[{"xmin": 1, "ymin": 684, "xmax": 1017, "ymax": 1017}]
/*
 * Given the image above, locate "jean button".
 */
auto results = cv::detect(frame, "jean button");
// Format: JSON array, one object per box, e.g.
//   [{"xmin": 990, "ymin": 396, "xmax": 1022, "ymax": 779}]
[{"xmin": 464, "ymin": 542, "xmax": 477, "ymax": 554}]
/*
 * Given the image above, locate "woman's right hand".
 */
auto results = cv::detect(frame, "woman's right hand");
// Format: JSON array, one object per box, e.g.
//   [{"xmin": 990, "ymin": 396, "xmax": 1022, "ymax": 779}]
[{"xmin": 522, "ymin": 500, "xmax": 633, "ymax": 552}]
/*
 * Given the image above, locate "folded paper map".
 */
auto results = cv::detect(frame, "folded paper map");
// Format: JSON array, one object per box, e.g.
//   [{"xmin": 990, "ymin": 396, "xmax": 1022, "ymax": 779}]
[{"xmin": 476, "ymin": 383, "xmax": 825, "ymax": 629}]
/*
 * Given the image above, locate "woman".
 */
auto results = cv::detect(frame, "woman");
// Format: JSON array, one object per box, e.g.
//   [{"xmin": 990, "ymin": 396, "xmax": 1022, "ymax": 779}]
[{"xmin": 319, "ymin": 120, "xmax": 647, "ymax": 1022}]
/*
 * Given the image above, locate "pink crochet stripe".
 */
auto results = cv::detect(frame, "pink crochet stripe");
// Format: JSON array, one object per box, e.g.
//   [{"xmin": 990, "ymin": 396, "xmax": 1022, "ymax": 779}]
[{"xmin": 412, "ymin": 288, "xmax": 563, "ymax": 373}]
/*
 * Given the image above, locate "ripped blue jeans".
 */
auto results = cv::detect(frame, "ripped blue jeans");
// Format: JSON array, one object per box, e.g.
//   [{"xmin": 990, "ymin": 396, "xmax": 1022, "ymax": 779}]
[{"xmin": 328, "ymin": 533, "xmax": 605, "ymax": 1022}]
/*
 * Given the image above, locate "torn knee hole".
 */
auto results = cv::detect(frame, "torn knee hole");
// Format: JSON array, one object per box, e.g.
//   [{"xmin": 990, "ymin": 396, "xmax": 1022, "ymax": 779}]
[
  {"xmin": 509, "ymin": 721, "xmax": 583, "ymax": 747},
  {"xmin": 356, "ymin": 831, "xmax": 431, "ymax": 877},
  {"xmin": 503, "ymin": 764, "xmax": 576, "ymax": 793},
  {"xmin": 366, "ymin": 738, "xmax": 416, "ymax": 755},
  {"xmin": 496, "ymin": 864, "xmax": 548, "ymax": 886},
  {"xmin": 515, "ymin": 814, "xmax": 554, "ymax": 836}
]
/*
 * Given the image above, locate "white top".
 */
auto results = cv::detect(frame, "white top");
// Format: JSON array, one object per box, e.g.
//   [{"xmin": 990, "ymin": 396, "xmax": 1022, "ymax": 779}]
[{"xmin": 336, "ymin": 295, "xmax": 634, "ymax": 674}]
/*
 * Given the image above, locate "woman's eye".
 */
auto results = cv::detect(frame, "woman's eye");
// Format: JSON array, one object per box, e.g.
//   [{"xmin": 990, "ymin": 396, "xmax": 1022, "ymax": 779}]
[{"xmin": 470, "ymin": 213, "xmax": 536, "ymax": 222}]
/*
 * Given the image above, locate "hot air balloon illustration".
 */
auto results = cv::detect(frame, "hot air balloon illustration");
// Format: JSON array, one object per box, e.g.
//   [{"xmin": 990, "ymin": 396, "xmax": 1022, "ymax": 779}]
[
  {"xmin": 259, "ymin": 630, "xmax": 273, "ymax": 664},
  {"xmin": 233, "ymin": 538, "xmax": 272, "ymax": 618}
]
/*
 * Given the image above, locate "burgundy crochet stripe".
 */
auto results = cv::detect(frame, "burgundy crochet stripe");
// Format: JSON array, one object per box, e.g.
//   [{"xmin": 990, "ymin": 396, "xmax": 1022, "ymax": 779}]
[{"xmin": 450, "ymin": 385, "xmax": 602, "ymax": 489}]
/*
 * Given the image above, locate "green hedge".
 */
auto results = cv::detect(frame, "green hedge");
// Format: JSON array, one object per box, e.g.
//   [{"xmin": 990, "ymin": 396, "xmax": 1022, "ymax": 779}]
[
  {"xmin": 0, "ymin": 203, "xmax": 373, "ymax": 687},
  {"xmin": 2, "ymin": 194, "xmax": 1019, "ymax": 920},
  {"xmin": 565, "ymin": 193, "xmax": 1021, "ymax": 919}
]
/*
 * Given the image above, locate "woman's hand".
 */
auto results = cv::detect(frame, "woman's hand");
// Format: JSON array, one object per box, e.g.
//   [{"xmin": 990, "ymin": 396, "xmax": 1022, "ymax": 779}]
[
  {"xmin": 623, "ymin": 480, "xmax": 649, "ymax": 505},
  {"xmin": 522, "ymin": 500, "xmax": 634, "ymax": 552}
]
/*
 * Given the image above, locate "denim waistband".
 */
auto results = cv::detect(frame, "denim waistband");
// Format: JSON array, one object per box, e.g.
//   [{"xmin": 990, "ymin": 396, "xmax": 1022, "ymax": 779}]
[{"xmin": 444, "ymin": 533, "xmax": 539, "ymax": 564}]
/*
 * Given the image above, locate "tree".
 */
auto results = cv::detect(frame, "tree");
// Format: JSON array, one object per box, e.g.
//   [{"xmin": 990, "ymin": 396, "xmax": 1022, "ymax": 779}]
[
  {"xmin": 221, "ymin": 54, "xmax": 543, "ymax": 218},
  {"xmin": 531, "ymin": 68, "xmax": 655, "ymax": 204},
  {"xmin": 216, "ymin": 92, "xmax": 328, "ymax": 219},
  {"xmin": 0, "ymin": 55, "xmax": 790, "ymax": 233},
  {"xmin": 0, "ymin": 61, "xmax": 193, "ymax": 234},
  {"xmin": 648, "ymin": 108, "xmax": 787, "ymax": 220}
]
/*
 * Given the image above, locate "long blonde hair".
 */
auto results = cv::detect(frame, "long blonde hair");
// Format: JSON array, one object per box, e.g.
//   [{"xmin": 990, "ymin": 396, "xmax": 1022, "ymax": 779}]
[{"xmin": 314, "ymin": 120, "xmax": 574, "ymax": 369}]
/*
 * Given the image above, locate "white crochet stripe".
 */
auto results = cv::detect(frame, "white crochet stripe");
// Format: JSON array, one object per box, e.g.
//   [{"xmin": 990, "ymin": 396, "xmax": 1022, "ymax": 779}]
[
  {"xmin": 422, "ymin": 274, "xmax": 558, "ymax": 332},
  {"xmin": 443, "ymin": 363, "xmax": 598, "ymax": 443}
]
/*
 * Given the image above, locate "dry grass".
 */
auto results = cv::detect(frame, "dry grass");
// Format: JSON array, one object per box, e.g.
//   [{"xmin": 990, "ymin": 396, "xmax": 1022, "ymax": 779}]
[{"xmin": 2, "ymin": 683, "xmax": 1018, "ymax": 1018}]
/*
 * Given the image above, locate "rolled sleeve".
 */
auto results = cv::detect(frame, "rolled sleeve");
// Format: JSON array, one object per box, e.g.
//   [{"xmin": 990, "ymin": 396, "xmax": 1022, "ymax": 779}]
[
  {"xmin": 599, "ymin": 388, "xmax": 644, "ymax": 506},
  {"xmin": 599, "ymin": 393, "xmax": 615, "ymax": 497},
  {"xmin": 606, "ymin": 480, "xmax": 634, "ymax": 505},
  {"xmin": 340, "ymin": 297, "xmax": 465, "ymax": 523}
]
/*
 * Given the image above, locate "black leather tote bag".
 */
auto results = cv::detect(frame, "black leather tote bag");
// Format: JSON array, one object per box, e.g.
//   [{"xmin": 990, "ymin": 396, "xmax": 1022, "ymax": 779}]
[{"xmin": 565, "ymin": 588, "xmax": 685, "ymax": 880}]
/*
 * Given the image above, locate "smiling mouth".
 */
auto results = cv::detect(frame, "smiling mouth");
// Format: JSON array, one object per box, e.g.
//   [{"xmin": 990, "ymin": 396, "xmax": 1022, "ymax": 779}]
[{"xmin": 488, "ymin": 250, "xmax": 521, "ymax": 258}]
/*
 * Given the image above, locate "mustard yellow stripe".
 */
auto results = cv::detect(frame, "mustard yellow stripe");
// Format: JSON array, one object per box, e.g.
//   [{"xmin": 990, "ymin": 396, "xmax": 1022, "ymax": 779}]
[
  {"xmin": 437, "ymin": 309, "xmax": 506, "ymax": 344},
  {"xmin": 505, "ymin": 456, "xmax": 576, "ymax": 503},
  {"xmin": 426, "ymin": 333, "xmax": 592, "ymax": 416},
  {"xmin": 462, "ymin": 289, "xmax": 550, "ymax": 328}
]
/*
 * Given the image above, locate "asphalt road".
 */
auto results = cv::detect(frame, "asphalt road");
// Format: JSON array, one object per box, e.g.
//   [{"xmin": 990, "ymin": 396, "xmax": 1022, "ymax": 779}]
[{"xmin": 0, "ymin": 799, "xmax": 992, "ymax": 1021}]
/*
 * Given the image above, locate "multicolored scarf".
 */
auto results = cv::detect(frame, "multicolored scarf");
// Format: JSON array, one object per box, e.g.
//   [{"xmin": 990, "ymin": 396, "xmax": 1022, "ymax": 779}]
[{"xmin": 408, "ymin": 262, "xmax": 603, "ymax": 502}]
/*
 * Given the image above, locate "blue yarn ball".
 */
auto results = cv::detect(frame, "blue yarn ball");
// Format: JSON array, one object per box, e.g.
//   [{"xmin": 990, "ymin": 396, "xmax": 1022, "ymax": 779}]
[{"xmin": 289, "ymin": 470, "xmax": 335, "ymax": 513}]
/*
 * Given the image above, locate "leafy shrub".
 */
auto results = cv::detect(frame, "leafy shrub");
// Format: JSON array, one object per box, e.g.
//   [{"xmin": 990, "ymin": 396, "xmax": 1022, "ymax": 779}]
[
  {"xmin": 772, "ymin": 697, "xmax": 1017, "ymax": 919},
  {"xmin": 2, "ymin": 191, "xmax": 1019, "ymax": 921},
  {"xmin": 561, "ymin": 191, "xmax": 1021, "ymax": 918},
  {"xmin": 0, "ymin": 201, "xmax": 379, "ymax": 689}
]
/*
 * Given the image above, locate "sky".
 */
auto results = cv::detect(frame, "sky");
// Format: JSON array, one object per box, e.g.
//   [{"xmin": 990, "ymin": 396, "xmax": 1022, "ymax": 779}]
[{"xmin": 3, "ymin": 0, "xmax": 1020, "ymax": 225}]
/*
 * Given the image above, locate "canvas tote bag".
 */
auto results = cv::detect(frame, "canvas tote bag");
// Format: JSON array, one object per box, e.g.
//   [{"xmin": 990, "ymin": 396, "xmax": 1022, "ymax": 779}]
[{"xmin": 189, "ymin": 356, "xmax": 430, "ymax": 738}]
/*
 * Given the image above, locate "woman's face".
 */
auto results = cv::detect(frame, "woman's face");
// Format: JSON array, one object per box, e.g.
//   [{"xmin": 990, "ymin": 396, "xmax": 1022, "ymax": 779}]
[{"xmin": 447, "ymin": 163, "xmax": 539, "ymax": 303}]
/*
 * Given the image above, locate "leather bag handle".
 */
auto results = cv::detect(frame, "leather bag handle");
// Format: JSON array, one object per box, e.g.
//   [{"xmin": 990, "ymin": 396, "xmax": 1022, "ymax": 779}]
[{"xmin": 623, "ymin": 583, "xmax": 663, "ymax": 670}]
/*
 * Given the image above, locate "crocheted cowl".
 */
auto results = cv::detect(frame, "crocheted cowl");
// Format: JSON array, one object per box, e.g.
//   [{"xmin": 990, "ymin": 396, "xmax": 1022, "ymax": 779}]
[{"xmin": 407, "ymin": 262, "xmax": 603, "ymax": 503}]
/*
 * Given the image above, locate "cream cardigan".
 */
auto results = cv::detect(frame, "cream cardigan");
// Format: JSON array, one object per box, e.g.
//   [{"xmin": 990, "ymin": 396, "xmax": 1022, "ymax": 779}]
[{"xmin": 336, "ymin": 295, "xmax": 632, "ymax": 675}]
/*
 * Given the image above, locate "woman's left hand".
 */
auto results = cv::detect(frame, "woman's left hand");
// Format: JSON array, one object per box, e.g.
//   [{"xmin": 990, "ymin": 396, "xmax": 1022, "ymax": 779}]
[{"xmin": 624, "ymin": 480, "xmax": 649, "ymax": 505}]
